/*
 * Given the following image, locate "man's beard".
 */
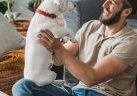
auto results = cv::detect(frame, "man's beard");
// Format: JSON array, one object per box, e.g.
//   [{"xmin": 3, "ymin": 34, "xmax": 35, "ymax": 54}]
[{"xmin": 99, "ymin": 10, "xmax": 122, "ymax": 25}]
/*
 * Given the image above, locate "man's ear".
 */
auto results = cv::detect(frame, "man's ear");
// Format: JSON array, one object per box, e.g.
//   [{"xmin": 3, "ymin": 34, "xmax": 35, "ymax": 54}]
[{"xmin": 122, "ymin": 8, "xmax": 132, "ymax": 17}]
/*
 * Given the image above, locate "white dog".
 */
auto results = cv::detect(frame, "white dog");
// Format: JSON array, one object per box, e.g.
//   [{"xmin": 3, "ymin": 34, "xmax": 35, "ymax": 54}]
[{"xmin": 24, "ymin": 0, "xmax": 75, "ymax": 86}]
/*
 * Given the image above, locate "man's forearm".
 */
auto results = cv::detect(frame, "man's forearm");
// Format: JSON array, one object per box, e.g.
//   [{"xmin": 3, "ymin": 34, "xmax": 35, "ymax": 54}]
[
  {"xmin": 52, "ymin": 42, "xmax": 79, "ymax": 66},
  {"xmin": 63, "ymin": 41, "xmax": 79, "ymax": 56},
  {"xmin": 54, "ymin": 45, "xmax": 97, "ymax": 86}
]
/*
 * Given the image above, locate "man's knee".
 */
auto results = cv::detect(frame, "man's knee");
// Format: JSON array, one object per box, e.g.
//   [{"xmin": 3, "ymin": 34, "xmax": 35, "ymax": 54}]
[{"xmin": 12, "ymin": 79, "xmax": 34, "ymax": 92}]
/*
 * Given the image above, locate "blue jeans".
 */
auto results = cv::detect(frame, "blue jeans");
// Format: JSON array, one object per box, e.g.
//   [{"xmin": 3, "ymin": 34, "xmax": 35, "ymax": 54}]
[{"xmin": 12, "ymin": 79, "xmax": 106, "ymax": 96}]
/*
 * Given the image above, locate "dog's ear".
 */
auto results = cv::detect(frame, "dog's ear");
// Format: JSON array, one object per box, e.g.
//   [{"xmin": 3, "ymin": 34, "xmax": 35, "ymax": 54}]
[
  {"xmin": 53, "ymin": 0, "xmax": 60, "ymax": 5},
  {"xmin": 53, "ymin": 0, "xmax": 63, "ymax": 11}
]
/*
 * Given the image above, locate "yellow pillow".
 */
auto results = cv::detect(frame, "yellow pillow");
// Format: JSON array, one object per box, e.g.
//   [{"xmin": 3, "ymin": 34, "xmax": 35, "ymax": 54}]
[{"xmin": 0, "ymin": 49, "xmax": 24, "ymax": 95}]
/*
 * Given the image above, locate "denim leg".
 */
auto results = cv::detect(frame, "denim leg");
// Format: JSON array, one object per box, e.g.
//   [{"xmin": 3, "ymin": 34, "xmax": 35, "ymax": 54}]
[
  {"xmin": 85, "ymin": 89, "xmax": 106, "ymax": 96},
  {"xmin": 72, "ymin": 86, "xmax": 86, "ymax": 96},
  {"xmin": 12, "ymin": 79, "xmax": 71, "ymax": 96},
  {"xmin": 72, "ymin": 86, "xmax": 106, "ymax": 96}
]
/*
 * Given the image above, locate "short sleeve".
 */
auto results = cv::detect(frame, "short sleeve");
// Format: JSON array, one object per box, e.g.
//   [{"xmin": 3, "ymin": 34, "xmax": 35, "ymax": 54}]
[
  {"xmin": 75, "ymin": 20, "xmax": 94, "ymax": 42},
  {"xmin": 110, "ymin": 39, "xmax": 137, "ymax": 67}
]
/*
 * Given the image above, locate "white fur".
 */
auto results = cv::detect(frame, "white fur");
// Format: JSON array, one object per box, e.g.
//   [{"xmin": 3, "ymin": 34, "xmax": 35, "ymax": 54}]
[{"xmin": 24, "ymin": 0, "xmax": 75, "ymax": 86}]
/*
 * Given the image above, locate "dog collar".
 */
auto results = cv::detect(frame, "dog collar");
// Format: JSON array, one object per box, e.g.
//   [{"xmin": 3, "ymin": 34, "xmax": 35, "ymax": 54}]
[{"xmin": 36, "ymin": 9, "xmax": 57, "ymax": 19}]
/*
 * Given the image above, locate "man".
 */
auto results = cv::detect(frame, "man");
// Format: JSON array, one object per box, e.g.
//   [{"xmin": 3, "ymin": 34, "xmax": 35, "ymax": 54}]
[{"xmin": 12, "ymin": 0, "xmax": 137, "ymax": 96}]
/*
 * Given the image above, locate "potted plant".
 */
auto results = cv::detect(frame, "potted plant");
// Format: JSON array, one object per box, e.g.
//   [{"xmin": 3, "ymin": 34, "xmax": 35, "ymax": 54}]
[
  {"xmin": 0, "ymin": 0, "xmax": 21, "ymax": 22},
  {"xmin": 0, "ymin": 0, "xmax": 30, "ymax": 35},
  {"xmin": 26, "ymin": 0, "xmax": 42, "ymax": 14}
]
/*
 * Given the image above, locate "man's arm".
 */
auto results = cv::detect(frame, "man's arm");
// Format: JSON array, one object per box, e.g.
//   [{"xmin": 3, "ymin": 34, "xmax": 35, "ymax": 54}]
[
  {"xmin": 55, "ymin": 46, "xmax": 128, "ymax": 86},
  {"xmin": 52, "ymin": 41, "xmax": 79, "ymax": 66},
  {"xmin": 38, "ymin": 30, "xmax": 128, "ymax": 86},
  {"xmin": 63, "ymin": 41, "xmax": 79, "ymax": 56}
]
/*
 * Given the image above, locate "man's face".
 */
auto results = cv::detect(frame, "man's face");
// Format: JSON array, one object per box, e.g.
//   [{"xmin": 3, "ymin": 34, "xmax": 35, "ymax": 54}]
[{"xmin": 99, "ymin": 0, "xmax": 124, "ymax": 25}]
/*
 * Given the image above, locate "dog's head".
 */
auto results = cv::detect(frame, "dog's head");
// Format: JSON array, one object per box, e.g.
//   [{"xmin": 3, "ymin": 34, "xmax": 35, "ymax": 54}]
[
  {"xmin": 54, "ymin": 0, "xmax": 75, "ymax": 12},
  {"xmin": 37, "ymin": 0, "xmax": 75, "ymax": 16}
]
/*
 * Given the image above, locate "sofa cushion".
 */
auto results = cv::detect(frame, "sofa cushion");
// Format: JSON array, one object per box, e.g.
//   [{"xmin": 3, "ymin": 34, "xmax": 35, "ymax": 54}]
[
  {"xmin": 0, "ymin": 91, "xmax": 9, "ymax": 96},
  {"xmin": 63, "ymin": 1, "xmax": 80, "ymax": 34},
  {"xmin": 0, "ymin": 12, "xmax": 25, "ymax": 56},
  {"xmin": 126, "ymin": 19, "xmax": 137, "ymax": 32}
]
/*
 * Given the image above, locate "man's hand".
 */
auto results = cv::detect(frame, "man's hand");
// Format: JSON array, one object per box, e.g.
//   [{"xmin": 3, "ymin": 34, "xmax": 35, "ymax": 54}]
[
  {"xmin": 37, "ymin": 29, "xmax": 62, "ymax": 52},
  {"xmin": 51, "ymin": 52, "xmax": 64, "ymax": 66},
  {"xmin": 37, "ymin": 29, "xmax": 65, "ymax": 66}
]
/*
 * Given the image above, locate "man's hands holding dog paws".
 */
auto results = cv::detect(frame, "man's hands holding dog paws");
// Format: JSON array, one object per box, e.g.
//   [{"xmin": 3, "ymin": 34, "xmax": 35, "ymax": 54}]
[{"xmin": 37, "ymin": 29, "xmax": 63, "ymax": 53}]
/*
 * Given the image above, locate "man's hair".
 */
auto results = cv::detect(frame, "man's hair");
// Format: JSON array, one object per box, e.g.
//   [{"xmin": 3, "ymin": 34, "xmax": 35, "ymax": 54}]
[{"xmin": 124, "ymin": 0, "xmax": 137, "ymax": 15}]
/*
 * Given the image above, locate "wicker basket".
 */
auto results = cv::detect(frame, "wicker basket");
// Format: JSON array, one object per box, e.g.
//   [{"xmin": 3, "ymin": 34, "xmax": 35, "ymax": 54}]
[{"xmin": 0, "ymin": 50, "xmax": 24, "ymax": 95}]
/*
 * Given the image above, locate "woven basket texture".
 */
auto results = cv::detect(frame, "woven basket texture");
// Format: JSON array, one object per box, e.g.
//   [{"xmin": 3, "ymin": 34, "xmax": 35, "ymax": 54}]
[{"xmin": 0, "ymin": 50, "xmax": 24, "ymax": 95}]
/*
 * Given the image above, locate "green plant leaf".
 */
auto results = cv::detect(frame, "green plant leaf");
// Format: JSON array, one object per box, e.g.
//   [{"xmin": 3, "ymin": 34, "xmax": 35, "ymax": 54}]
[
  {"xmin": 13, "ymin": 12, "xmax": 21, "ymax": 19},
  {"xmin": 4, "ymin": 10, "xmax": 21, "ymax": 21},
  {"xmin": 0, "ymin": 0, "xmax": 8, "ymax": 7},
  {"xmin": 4, "ymin": 10, "xmax": 12, "ymax": 21},
  {"xmin": 26, "ymin": 0, "xmax": 35, "ymax": 12},
  {"xmin": 26, "ymin": 0, "xmax": 42, "ymax": 13}
]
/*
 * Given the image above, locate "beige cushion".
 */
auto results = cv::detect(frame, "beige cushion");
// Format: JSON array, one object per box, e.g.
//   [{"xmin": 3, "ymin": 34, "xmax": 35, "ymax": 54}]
[
  {"xmin": 0, "ymin": 12, "xmax": 25, "ymax": 56},
  {"xmin": 0, "ymin": 91, "xmax": 9, "ymax": 96}
]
